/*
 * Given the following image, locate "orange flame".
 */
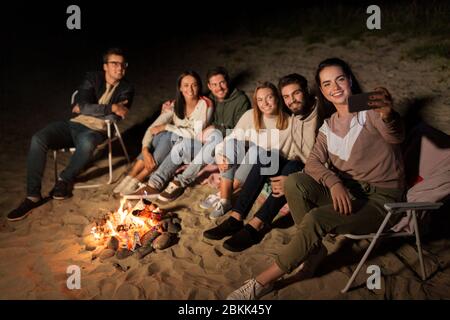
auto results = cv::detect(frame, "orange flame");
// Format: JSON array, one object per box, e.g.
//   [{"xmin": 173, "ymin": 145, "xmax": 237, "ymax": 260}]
[{"xmin": 90, "ymin": 199, "xmax": 161, "ymax": 251}]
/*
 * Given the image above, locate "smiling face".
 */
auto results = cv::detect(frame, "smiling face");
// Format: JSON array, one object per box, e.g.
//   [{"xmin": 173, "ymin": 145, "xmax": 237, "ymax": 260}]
[
  {"xmin": 207, "ymin": 74, "xmax": 229, "ymax": 102},
  {"xmin": 281, "ymin": 83, "xmax": 307, "ymax": 115},
  {"xmin": 103, "ymin": 54, "xmax": 126, "ymax": 84},
  {"xmin": 256, "ymin": 87, "xmax": 278, "ymax": 116},
  {"xmin": 319, "ymin": 65, "xmax": 352, "ymax": 107},
  {"xmin": 180, "ymin": 75, "xmax": 200, "ymax": 100}
]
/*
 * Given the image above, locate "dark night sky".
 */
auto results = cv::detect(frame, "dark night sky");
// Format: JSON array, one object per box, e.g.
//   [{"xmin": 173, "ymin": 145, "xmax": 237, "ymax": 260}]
[{"xmin": 2, "ymin": 0, "xmax": 445, "ymax": 119}]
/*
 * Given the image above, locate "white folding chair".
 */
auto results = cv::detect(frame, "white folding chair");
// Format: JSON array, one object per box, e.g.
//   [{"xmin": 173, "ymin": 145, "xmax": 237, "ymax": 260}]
[
  {"xmin": 53, "ymin": 91, "xmax": 131, "ymax": 189},
  {"xmin": 341, "ymin": 123, "xmax": 449, "ymax": 293},
  {"xmin": 340, "ymin": 201, "xmax": 443, "ymax": 293}
]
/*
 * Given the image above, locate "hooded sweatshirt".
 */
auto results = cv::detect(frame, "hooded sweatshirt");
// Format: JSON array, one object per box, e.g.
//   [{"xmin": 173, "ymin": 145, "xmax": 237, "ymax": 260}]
[
  {"xmin": 210, "ymin": 88, "xmax": 251, "ymax": 137},
  {"xmin": 287, "ymin": 100, "xmax": 320, "ymax": 163}
]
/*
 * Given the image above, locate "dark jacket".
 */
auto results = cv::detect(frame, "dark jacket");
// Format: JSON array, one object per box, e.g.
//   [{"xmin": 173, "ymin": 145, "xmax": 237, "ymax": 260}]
[
  {"xmin": 210, "ymin": 88, "xmax": 250, "ymax": 137},
  {"xmin": 75, "ymin": 71, "xmax": 135, "ymax": 122}
]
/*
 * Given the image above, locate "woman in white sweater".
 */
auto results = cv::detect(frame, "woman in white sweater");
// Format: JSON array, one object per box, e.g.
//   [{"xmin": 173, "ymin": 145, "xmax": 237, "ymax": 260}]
[
  {"xmin": 114, "ymin": 71, "xmax": 213, "ymax": 195},
  {"xmin": 201, "ymin": 82, "xmax": 290, "ymax": 218}
]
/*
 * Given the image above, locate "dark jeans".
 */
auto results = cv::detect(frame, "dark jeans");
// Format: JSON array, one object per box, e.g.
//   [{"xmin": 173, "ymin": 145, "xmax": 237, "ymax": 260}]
[
  {"xmin": 27, "ymin": 120, "xmax": 105, "ymax": 197},
  {"xmin": 232, "ymin": 154, "xmax": 304, "ymax": 224}
]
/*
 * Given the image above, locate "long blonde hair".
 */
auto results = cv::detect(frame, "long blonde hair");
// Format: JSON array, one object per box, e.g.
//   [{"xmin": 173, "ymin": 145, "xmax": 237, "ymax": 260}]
[{"xmin": 252, "ymin": 82, "xmax": 289, "ymax": 131}]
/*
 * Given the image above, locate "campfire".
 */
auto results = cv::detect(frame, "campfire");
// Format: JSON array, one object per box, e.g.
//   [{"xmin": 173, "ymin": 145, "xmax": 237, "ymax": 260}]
[{"xmin": 86, "ymin": 199, "xmax": 181, "ymax": 260}]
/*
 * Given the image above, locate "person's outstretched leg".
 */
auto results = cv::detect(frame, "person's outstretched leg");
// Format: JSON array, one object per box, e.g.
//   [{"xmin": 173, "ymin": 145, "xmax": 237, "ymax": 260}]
[
  {"xmin": 227, "ymin": 179, "xmax": 403, "ymax": 300},
  {"xmin": 27, "ymin": 121, "xmax": 74, "ymax": 197},
  {"xmin": 117, "ymin": 131, "xmax": 179, "ymax": 195},
  {"xmin": 176, "ymin": 130, "xmax": 222, "ymax": 187},
  {"xmin": 56, "ymin": 122, "xmax": 104, "ymax": 198},
  {"xmin": 252, "ymin": 160, "xmax": 304, "ymax": 227},
  {"xmin": 158, "ymin": 135, "xmax": 212, "ymax": 202},
  {"xmin": 223, "ymin": 160, "xmax": 303, "ymax": 252},
  {"xmin": 9, "ymin": 121, "xmax": 73, "ymax": 221},
  {"xmin": 147, "ymin": 137, "xmax": 192, "ymax": 191}
]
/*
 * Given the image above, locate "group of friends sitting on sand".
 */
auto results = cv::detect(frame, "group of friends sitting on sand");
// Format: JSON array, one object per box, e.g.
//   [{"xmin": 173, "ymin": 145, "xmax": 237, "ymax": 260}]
[{"xmin": 8, "ymin": 48, "xmax": 407, "ymax": 300}]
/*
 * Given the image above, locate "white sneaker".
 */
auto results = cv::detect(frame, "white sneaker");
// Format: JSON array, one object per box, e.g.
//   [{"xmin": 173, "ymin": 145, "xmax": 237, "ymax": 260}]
[
  {"xmin": 199, "ymin": 193, "xmax": 220, "ymax": 209},
  {"xmin": 209, "ymin": 199, "xmax": 231, "ymax": 219},
  {"xmin": 122, "ymin": 183, "xmax": 160, "ymax": 200},
  {"xmin": 120, "ymin": 179, "xmax": 143, "ymax": 196},
  {"xmin": 226, "ymin": 278, "xmax": 273, "ymax": 300},
  {"xmin": 113, "ymin": 175, "xmax": 132, "ymax": 194}
]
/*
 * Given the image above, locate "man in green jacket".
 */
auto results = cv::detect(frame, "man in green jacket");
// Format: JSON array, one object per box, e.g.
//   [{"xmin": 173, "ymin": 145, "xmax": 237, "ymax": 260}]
[{"xmin": 156, "ymin": 67, "xmax": 250, "ymax": 202}]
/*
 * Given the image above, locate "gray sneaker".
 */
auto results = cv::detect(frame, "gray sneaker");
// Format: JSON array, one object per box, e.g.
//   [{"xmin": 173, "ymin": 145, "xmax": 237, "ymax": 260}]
[
  {"xmin": 120, "ymin": 180, "xmax": 143, "ymax": 196},
  {"xmin": 113, "ymin": 176, "xmax": 132, "ymax": 194},
  {"xmin": 123, "ymin": 184, "xmax": 160, "ymax": 200},
  {"xmin": 226, "ymin": 278, "xmax": 273, "ymax": 300},
  {"xmin": 199, "ymin": 193, "xmax": 220, "ymax": 209},
  {"xmin": 209, "ymin": 200, "xmax": 231, "ymax": 219}
]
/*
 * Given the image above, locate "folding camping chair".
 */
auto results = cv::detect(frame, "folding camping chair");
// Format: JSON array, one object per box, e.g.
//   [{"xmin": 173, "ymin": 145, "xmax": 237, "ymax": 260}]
[
  {"xmin": 53, "ymin": 91, "xmax": 131, "ymax": 189},
  {"xmin": 341, "ymin": 201, "xmax": 443, "ymax": 293},
  {"xmin": 341, "ymin": 123, "xmax": 450, "ymax": 293}
]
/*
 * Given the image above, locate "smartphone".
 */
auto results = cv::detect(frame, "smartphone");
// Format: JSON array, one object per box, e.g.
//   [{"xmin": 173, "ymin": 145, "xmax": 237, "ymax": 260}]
[{"xmin": 348, "ymin": 92, "xmax": 380, "ymax": 113}]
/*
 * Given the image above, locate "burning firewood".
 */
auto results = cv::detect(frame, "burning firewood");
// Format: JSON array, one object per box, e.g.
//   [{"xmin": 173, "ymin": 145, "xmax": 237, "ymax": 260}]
[
  {"xmin": 86, "ymin": 198, "xmax": 181, "ymax": 261},
  {"xmin": 116, "ymin": 248, "xmax": 133, "ymax": 260},
  {"xmin": 140, "ymin": 230, "xmax": 161, "ymax": 247},
  {"xmin": 107, "ymin": 236, "xmax": 119, "ymax": 251}
]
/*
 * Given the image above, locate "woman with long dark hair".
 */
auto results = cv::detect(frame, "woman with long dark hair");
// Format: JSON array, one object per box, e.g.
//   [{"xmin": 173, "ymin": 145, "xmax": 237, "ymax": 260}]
[
  {"xmin": 227, "ymin": 58, "xmax": 405, "ymax": 300},
  {"xmin": 114, "ymin": 70, "xmax": 213, "ymax": 195}
]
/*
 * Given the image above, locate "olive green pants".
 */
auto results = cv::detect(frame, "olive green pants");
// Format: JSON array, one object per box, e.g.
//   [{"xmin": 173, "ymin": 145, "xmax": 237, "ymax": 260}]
[{"xmin": 275, "ymin": 172, "xmax": 404, "ymax": 273}]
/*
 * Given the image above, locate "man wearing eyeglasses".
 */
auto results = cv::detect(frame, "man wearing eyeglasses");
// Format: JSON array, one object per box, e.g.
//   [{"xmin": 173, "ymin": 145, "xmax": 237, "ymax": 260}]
[{"xmin": 7, "ymin": 47, "xmax": 134, "ymax": 222}]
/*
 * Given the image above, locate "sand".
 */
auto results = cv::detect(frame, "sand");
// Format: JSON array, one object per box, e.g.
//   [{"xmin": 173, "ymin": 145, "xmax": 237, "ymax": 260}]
[{"xmin": 1, "ymin": 34, "xmax": 449, "ymax": 300}]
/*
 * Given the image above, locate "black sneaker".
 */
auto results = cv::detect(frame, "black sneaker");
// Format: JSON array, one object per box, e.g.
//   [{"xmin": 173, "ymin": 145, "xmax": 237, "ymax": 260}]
[
  {"xmin": 203, "ymin": 217, "xmax": 243, "ymax": 240},
  {"xmin": 223, "ymin": 224, "xmax": 265, "ymax": 252},
  {"xmin": 51, "ymin": 180, "xmax": 73, "ymax": 200},
  {"xmin": 7, "ymin": 198, "xmax": 42, "ymax": 222}
]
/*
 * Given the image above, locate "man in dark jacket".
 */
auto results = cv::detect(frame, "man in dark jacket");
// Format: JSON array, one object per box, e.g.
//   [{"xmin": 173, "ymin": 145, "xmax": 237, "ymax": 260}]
[
  {"xmin": 7, "ymin": 48, "xmax": 135, "ymax": 221},
  {"xmin": 155, "ymin": 67, "xmax": 250, "ymax": 202}
]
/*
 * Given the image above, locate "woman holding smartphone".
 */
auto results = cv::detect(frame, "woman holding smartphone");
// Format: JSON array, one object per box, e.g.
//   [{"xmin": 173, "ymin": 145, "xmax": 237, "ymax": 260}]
[{"xmin": 227, "ymin": 58, "xmax": 405, "ymax": 300}]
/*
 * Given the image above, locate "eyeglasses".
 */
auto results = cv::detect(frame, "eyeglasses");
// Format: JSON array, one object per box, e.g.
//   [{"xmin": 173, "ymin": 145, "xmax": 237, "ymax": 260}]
[{"xmin": 106, "ymin": 61, "xmax": 129, "ymax": 68}]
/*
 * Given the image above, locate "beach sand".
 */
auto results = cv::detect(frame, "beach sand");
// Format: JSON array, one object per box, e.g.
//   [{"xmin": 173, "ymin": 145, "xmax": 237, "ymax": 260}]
[{"xmin": 1, "ymin": 34, "xmax": 449, "ymax": 299}]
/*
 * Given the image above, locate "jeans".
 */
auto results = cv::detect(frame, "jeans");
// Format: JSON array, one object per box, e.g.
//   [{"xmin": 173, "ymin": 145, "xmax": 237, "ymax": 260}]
[
  {"xmin": 149, "ymin": 130, "xmax": 223, "ymax": 190},
  {"xmin": 27, "ymin": 120, "xmax": 105, "ymax": 197},
  {"xmin": 220, "ymin": 139, "xmax": 264, "ymax": 184},
  {"xmin": 137, "ymin": 131, "xmax": 180, "ymax": 166},
  {"xmin": 232, "ymin": 155, "xmax": 304, "ymax": 224},
  {"xmin": 275, "ymin": 172, "xmax": 404, "ymax": 273},
  {"xmin": 176, "ymin": 130, "xmax": 223, "ymax": 187}
]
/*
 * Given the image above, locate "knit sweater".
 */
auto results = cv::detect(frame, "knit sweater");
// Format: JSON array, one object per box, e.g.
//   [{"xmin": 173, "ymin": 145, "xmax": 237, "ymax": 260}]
[
  {"xmin": 305, "ymin": 109, "xmax": 405, "ymax": 189},
  {"xmin": 215, "ymin": 109, "xmax": 293, "ymax": 161},
  {"xmin": 142, "ymin": 96, "xmax": 213, "ymax": 148}
]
